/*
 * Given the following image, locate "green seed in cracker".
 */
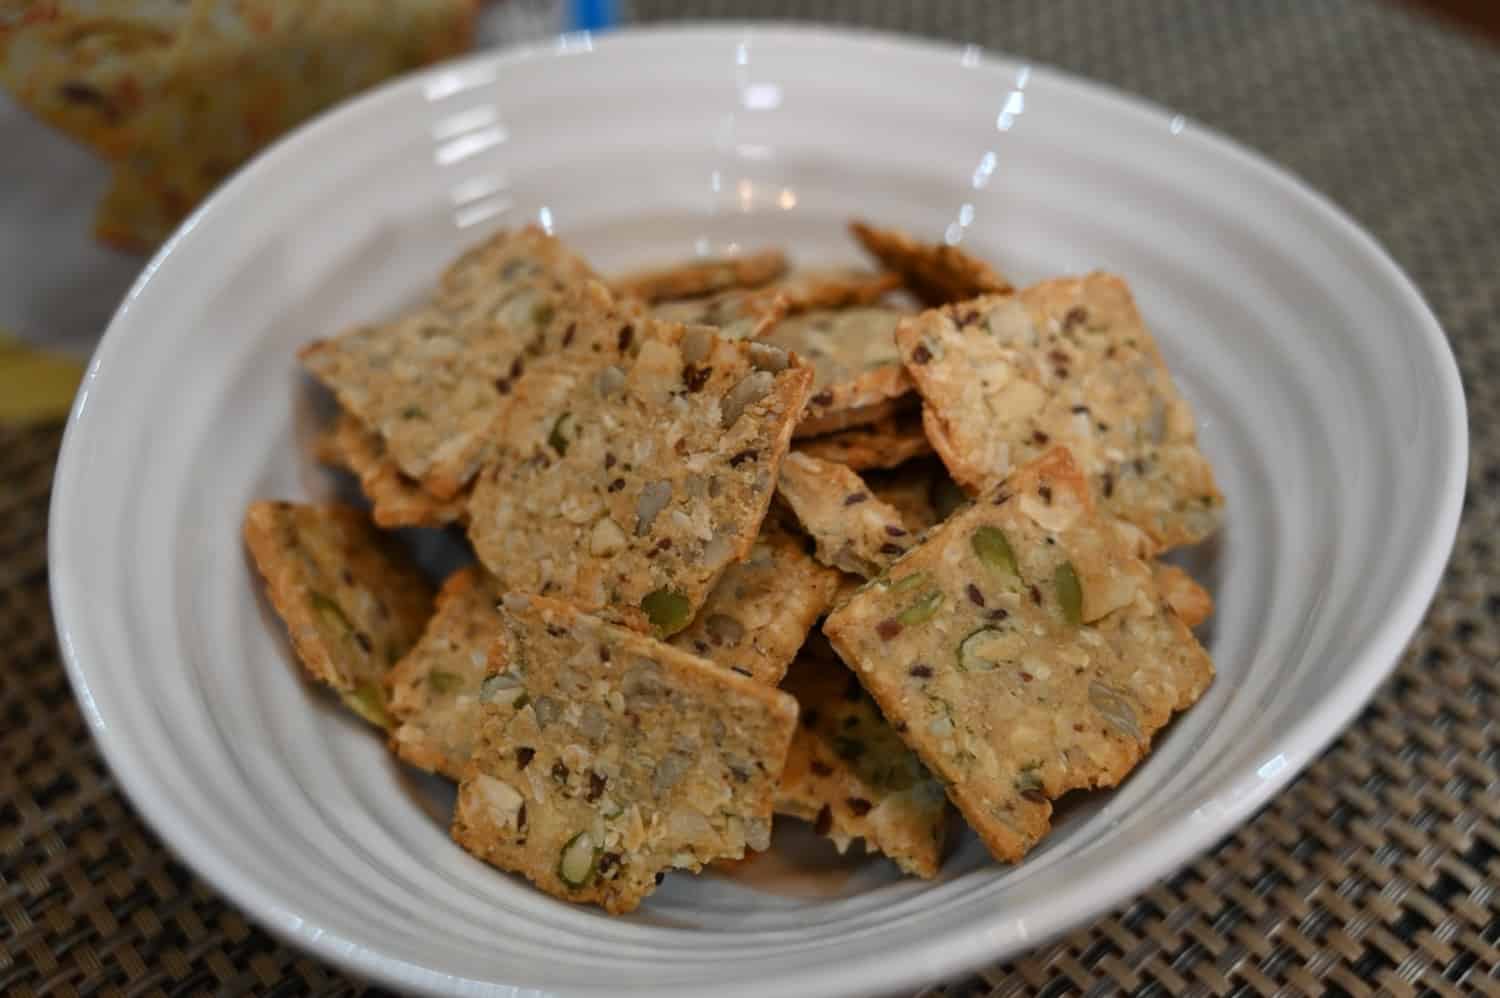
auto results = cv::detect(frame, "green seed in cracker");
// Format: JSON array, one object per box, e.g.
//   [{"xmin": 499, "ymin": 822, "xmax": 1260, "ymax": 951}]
[
  {"xmin": 1055, "ymin": 561, "xmax": 1083, "ymax": 625},
  {"xmin": 557, "ymin": 831, "xmax": 599, "ymax": 889},
  {"xmin": 641, "ymin": 587, "xmax": 692, "ymax": 637},
  {"xmin": 971, "ymin": 525, "xmax": 1018, "ymax": 579}
]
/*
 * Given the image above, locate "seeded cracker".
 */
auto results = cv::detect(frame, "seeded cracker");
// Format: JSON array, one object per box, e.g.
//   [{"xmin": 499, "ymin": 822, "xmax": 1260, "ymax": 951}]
[
  {"xmin": 611, "ymin": 250, "xmax": 787, "ymax": 303},
  {"xmin": 757, "ymin": 307, "xmax": 915, "ymax": 438},
  {"xmin": 467, "ymin": 323, "xmax": 814, "ymax": 635},
  {"xmin": 797, "ymin": 408, "xmax": 934, "ymax": 472},
  {"xmin": 298, "ymin": 228, "xmax": 598, "ymax": 499},
  {"xmin": 1152, "ymin": 562, "xmax": 1213, "ymax": 629},
  {"xmin": 778, "ymin": 652, "xmax": 949, "ymax": 878},
  {"xmin": 766, "ymin": 268, "xmax": 900, "ymax": 313},
  {"xmin": 850, "ymin": 220, "xmax": 1012, "ymax": 307},
  {"xmin": 668, "ymin": 518, "xmax": 841, "ymax": 684},
  {"xmin": 822, "ymin": 448, "xmax": 1214, "ymax": 863},
  {"xmin": 386, "ymin": 568, "xmax": 504, "ymax": 779},
  {"xmin": 451, "ymin": 594, "xmax": 798, "ymax": 914},
  {"xmin": 242, "ymin": 501, "xmax": 433, "ymax": 728},
  {"xmin": 896, "ymin": 274, "xmax": 1223, "ymax": 551},
  {"xmin": 316, "ymin": 413, "xmax": 467, "ymax": 529},
  {"xmin": 777, "ymin": 452, "xmax": 916, "ymax": 578},
  {"xmin": 651, "ymin": 287, "xmax": 787, "ymax": 340}
]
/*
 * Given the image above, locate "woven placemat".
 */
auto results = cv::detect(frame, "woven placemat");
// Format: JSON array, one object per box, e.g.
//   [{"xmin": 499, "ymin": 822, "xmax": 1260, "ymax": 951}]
[{"xmin": 3, "ymin": 1, "xmax": 1497, "ymax": 994}]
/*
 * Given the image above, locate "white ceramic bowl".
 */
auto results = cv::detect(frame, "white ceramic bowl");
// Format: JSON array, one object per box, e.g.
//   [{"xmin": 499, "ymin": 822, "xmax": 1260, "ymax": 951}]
[{"xmin": 50, "ymin": 25, "xmax": 1465, "ymax": 998}]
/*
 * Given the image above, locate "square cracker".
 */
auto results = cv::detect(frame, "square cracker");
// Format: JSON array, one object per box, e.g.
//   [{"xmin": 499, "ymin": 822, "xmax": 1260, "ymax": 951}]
[
  {"xmin": 823, "ymin": 448, "xmax": 1214, "ymax": 863},
  {"xmin": 316, "ymin": 413, "xmax": 467, "ymax": 529},
  {"xmin": 668, "ymin": 518, "xmax": 841, "ymax": 685},
  {"xmin": 467, "ymin": 322, "xmax": 813, "ymax": 635},
  {"xmin": 777, "ymin": 452, "xmax": 916, "ymax": 579},
  {"xmin": 451, "ymin": 593, "xmax": 798, "ymax": 914},
  {"xmin": 796, "ymin": 408, "xmax": 934, "ymax": 472},
  {"xmin": 386, "ymin": 567, "xmax": 504, "ymax": 779},
  {"xmin": 610, "ymin": 249, "xmax": 787, "ymax": 303},
  {"xmin": 298, "ymin": 228, "xmax": 599, "ymax": 499},
  {"xmin": 757, "ymin": 307, "xmax": 915, "ymax": 438},
  {"xmin": 777, "ymin": 650, "xmax": 950, "ymax": 878},
  {"xmin": 851, "ymin": 220, "xmax": 1011, "ymax": 306},
  {"xmin": 895, "ymin": 274, "xmax": 1223, "ymax": 551},
  {"xmin": 242, "ymin": 501, "xmax": 433, "ymax": 728}
]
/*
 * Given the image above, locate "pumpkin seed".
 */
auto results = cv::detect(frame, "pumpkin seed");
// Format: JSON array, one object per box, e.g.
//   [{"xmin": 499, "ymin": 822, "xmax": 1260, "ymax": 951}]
[
  {"xmin": 971, "ymin": 526, "xmax": 1018, "ymax": 578},
  {"xmin": 1055, "ymin": 561, "xmax": 1083, "ymax": 625},
  {"xmin": 642, "ymin": 587, "xmax": 692, "ymax": 636}
]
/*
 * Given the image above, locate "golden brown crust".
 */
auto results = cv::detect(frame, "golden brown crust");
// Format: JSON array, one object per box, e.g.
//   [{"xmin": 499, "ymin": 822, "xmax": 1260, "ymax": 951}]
[
  {"xmin": 823, "ymin": 448, "xmax": 1214, "ymax": 863},
  {"xmin": 668, "ymin": 519, "xmax": 840, "ymax": 684},
  {"xmin": 1152, "ymin": 562, "xmax": 1213, "ymax": 629},
  {"xmin": 317, "ymin": 414, "xmax": 468, "ymax": 529},
  {"xmin": 796, "ymin": 408, "xmax": 933, "ymax": 471},
  {"xmin": 467, "ymin": 321, "xmax": 814, "ymax": 635},
  {"xmin": 242, "ymin": 501, "xmax": 433, "ymax": 727},
  {"xmin": 386, "ymin": 567, "xmax": 504, "ymax": 778},
  {"xmin": 450, "ymin": 594, "xmax": 798, "ymax": 913},
  {"xmin": 611, "ymin": 250, "xmax": 787, "ymax": 303},
  {"xmin": 777, "ymin": 653, "xmax": 949, "ymax": 878},
  {"xmin": 850, "ymin": 220, "xmax": 1012, "ymax": 306},
  {"xmin": 895, "ymin": 275, "xmax": 1223, "ymax": 551},
  {"xmin": 776, "ymin": 452, "xmax": 916, "ymax": 578},
  {"xmin": 299, "ymin": 229, "xmax": 600, "ymax": 500}
]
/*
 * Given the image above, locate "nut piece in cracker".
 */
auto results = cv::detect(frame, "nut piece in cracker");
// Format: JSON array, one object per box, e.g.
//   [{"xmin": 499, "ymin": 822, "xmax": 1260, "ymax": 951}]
[
  {"xmin": 317, "ymin": 414, "xmax": 467, "ymax": 529},
  {"xmin": 777, "ymin": 452, "xmax": 916, "ymax": 578},
  {"xmin": 851, "ymin": 220, "xmax": 1012, "ymax": 306},
  {"xmin": 896, "ymin": 274, "xmax": 1223, "ymax": 551},
  {"xmin": 651, "ymin": 286, "xmax": 787, "ymax": 340},
  {"xmin": 299, "ymin": 228, "xmax": 599, "ymax": 499},
  {"xmin": 468, "ymin": 323, "xmax": 814, "ymax": 636},
  {"xmin": 242, "ymin": 501, "xmax": 433, "ymax": 728},
  {"xmin": 778, "ymin": 651, "xmax": 950, "ymax": 878},
  {"xmin": 451, "ymin": 593, "xmax": 798, "ymax": 914},
  {"xmin": 386, "ymin": 567, "xmax": 504, "ymax": 779},
  {"xmin": 757, "ymin": 307, "xmax": 915, "ymax": 438},
  {"xmin": 797, "ymin": 408, "xmax": 934, "ymax": 472},
  {"xmin": 612, "ymin": 249, "xmax": 787, "ymax": 303},
  {"xmin": 667, "ymin": 518, "xmax": 841, "ymax": 684},
  {"xmin": 823, "ymin": 448, "xmax": 1214, "ymax": 863},
  {"xmin": 1152, "ymin": 562, "xmax": 1213, "ymax": 629}
]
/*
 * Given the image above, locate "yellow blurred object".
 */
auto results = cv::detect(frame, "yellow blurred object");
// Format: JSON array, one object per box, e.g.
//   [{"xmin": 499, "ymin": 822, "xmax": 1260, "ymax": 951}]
[
  {"xmin": 0, "ymin": 331, "xmax": 86, "ymax": 426},
  {"xmin": 2, "ymin": 0, "xmax": 479, "ymax": 251}
]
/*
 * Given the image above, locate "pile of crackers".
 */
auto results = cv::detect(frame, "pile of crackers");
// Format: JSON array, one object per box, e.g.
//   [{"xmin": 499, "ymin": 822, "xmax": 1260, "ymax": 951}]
[{"xmin": 244, "ymin": 222, "xmax": 1223, "ymax": 913}]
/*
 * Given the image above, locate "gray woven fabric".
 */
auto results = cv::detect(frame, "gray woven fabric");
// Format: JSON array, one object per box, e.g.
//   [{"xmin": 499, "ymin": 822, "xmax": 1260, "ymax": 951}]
[{"xmin": 2, "ymin": 2, "xmax": 1497, "ymax": 995}]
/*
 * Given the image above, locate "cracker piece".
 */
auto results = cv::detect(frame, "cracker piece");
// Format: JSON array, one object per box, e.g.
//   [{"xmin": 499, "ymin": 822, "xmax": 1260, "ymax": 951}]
[
  {"xmin": 467, "ymin": 324, "xmax": 814, "ymax": 635},
  {"xmin": 1152, "ymin": 562, "xmax": 1213, "ymax": 629},
  {"xmin": 895, "ymin": 275, "xmax": 1223, "ymax": 551},
  {"xmin": 776, "ymin": 452, "xmax": 916, "ymax": 578},
  {"xmin": 611, "ymin": 249, "xmax": 787, "ymax": 303},
  {"xmin": 796, "ymin": 408, "xmax": 934, "ymax": 471},
  {"xmin": 650, "ymin": 286, "xmax": 787, "ymax": 340},
  {"xmin": 242, "ymin": 501, "xmax": 433, "ymax": 728},
  {"xmin": 768, "ymin": 268, "xmax": 900, "ymax": 313},
  {"xmin": 317, "ymin": 414, "xmax": 467, "ymax": 529},
  {"xmin": 822, "ymin": 448, "xmax": 1214, "ymax": 863},
  {"xmin": 298, "ymin": 229, "xmax": 604, "ymax": 499},
  {"xmin": 850, "ymin": 220, "xmax": 1011, "ymax": 306},
  {"xmin": 667, "ymin": 519, "xmax": 841, "ymax": 685},
  {"xmin": 777, "ymin": 652, "xmax": 949, "ymax": 878},
  {"xmin": 386, "ymin": 567, "xmax": 503, "ymax": 778},
  {"xmin": 757, "ymin": 307, "xmax": 914, "ymax": 438},
  {"xmin": 451, "ymin": 593, "xmax": 798, "ymax": 914}
]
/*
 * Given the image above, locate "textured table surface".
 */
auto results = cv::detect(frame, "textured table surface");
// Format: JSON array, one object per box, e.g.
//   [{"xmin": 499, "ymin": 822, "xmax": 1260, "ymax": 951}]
[{"xmin": 4, "ymin": 1, "xmax": 1498, "ymax": 994}]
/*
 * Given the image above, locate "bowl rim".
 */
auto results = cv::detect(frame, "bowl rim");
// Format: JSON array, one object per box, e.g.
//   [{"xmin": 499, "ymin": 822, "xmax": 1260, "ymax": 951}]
[{"xmin": 48, "ymin": 21, "xmax": 1468, "ymax": 998}]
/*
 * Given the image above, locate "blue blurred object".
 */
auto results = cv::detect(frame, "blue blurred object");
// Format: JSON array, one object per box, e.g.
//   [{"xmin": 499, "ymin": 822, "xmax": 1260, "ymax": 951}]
[{"xmin": 569, "ymin": 0, "xmax": 619, "ymax": 31}]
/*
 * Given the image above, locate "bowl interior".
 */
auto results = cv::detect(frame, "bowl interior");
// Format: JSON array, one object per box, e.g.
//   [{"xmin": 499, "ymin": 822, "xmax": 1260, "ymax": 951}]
[{"xmin": 50, "ymin": 26, "xmax": 1463, "ymax": 998}]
